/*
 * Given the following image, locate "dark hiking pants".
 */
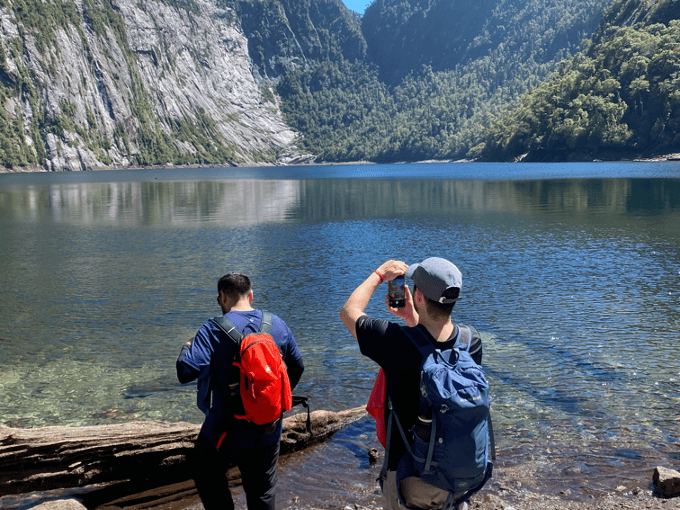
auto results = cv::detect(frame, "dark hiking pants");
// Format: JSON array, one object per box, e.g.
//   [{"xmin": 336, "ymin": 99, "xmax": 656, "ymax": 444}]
[{"xmin": 193, "ymin": 425, "xmax": 280, "ymax": 510}]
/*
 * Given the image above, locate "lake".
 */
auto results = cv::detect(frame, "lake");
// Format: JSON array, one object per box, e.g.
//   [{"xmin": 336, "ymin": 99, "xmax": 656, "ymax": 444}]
[{"xmin": 0, "ymin": 162, "xmax": 679, "ymax": 506}]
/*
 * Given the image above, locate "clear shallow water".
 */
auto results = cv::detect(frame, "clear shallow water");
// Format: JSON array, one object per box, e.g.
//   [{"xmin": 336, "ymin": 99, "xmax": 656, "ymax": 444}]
[{"xmin": 0, "ymin": 162, "xmax": 679, "ymax": 503}]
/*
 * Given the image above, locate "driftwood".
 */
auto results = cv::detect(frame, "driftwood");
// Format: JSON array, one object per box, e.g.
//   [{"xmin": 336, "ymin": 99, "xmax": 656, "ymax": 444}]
[{"xmin": 0, "ymin": 406, "xmax": 367, "ymax": 497}]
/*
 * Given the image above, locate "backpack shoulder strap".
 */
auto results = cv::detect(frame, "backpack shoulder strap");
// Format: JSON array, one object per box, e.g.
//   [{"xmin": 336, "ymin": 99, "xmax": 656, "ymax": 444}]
[
  {"xmin": 405, "ymin": 324, "xmax": 475, "ymax": 356},
  {"xmin": 402, "ymin": 326, "xmax": 436, "ymax": 358},
  {"xmin": 259, "ymin": 311, "xmax": 273, "ymax": 335},
  {"xmin": 455, "ymin": 323, "xmax": 494, "ymax": 459},
  {"xmin": 203, "ymin": 316, "xmax": 243, "ymax": 407},
  {"xmin": 488, "ymin": 412, "xmax": 496, "ymax": 461},
  {"xmin": 454, "ymin": 324, "xmax": 472, "ymax": 351},
  {"xmin": 209, "ymin": 315, "xmax": 243, "ymax": 345}
]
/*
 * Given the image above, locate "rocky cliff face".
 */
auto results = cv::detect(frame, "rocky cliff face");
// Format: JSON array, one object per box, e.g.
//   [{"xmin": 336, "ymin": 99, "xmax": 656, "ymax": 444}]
[
  {"xmin": 228, "ymin": 0, "xmax": 365, "ymax": 82},
  {"xmin": 0, "ymin": 0, "xmax": 328, "ymax": 171}
]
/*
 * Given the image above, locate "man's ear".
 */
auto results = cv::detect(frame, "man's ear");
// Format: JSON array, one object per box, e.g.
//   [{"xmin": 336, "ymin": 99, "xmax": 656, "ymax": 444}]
[{"xmin": 248, "ymin": 290, "xmax": 254, "ymax": 302}]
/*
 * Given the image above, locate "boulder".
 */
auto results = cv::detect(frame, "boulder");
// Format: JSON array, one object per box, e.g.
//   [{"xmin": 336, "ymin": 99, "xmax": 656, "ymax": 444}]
[
  {"xmin": 27, "ymin": 500, "xmax": 87, "ymax": 510},
  {"xmin": 653, "ymin": 466, "xmax": 680, "ymax": 498}
]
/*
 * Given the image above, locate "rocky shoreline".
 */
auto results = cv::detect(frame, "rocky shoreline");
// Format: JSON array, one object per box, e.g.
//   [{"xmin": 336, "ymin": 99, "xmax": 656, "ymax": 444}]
[
  {"xmin": 2, "ymin": 411, "xmax": 678, "ymax": 510},
  {"xmin": 12, "ymin": 448, "xmax": 679, "ymax": 510},
  {"xmin": 16, "ymin": 474, "xmax": 680, "ymax": 510}
]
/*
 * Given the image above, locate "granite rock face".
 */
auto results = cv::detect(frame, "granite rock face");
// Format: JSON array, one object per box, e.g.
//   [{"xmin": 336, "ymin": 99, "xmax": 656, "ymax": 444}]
[
  {"xmin": 0, "ymin": 0, "xmax": 353, "ymax": 171},
  {"xmin": 227, "ymin": 0, "xmax": 365, "ymax": 83}
]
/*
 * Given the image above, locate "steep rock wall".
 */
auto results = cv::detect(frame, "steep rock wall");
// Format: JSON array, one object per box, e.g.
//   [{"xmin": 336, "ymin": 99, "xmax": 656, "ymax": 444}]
[{"xmin": 0, "ymin": 0, "xmax": 304, "ymax": 171}]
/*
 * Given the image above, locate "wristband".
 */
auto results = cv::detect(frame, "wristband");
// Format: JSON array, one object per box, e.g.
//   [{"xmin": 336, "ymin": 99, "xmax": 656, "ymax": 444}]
[{"xmin": 373, "ymin": 270, "xmax": 384, "ymax": 284}]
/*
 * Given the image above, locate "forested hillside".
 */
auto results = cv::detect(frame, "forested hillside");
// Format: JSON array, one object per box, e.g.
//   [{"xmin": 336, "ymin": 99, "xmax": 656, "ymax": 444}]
[
  {"xmin": 474, "ymin": 0, "xmax": 680, "ymax": 161},
  {"xmin": 277, "ymin": 0, "xmax": 614, "ymax": 163}
]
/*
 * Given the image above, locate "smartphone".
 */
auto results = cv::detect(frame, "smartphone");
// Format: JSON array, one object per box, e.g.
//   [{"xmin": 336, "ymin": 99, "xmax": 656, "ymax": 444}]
[{"xmin": 388, "ymin": 275, "xmax": 406, "ymax": 308}]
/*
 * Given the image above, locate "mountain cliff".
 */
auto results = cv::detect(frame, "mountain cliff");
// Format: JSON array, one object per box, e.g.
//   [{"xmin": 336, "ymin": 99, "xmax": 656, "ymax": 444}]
[
  {"xmin": 0, "ymin": 0, "xmax": 361, "ymax": 171},
  {"xmin": 361, "ymin": 0, "xmax": 594, "ymax": 85},
  {"xmin": 227, "ymin": 0, "xmax": 365, "ymax": 82}
]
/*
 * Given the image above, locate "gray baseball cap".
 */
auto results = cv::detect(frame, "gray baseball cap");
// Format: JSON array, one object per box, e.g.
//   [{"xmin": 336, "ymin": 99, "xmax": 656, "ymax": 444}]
[{"xmin": 404, "ymin": 257, "xmax": 463, "ymax": 304}]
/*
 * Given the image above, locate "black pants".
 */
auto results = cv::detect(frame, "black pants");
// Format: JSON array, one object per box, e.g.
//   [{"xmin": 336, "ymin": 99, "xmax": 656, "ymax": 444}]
[{"xmin": 193, "ymin": 424, "xmax": 280, "ymax": 510}]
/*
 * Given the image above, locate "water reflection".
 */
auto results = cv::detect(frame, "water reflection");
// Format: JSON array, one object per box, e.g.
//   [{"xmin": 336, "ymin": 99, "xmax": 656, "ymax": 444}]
[
  {"xmin": 0, "ymin": 181, "xmax": 299, "ymax": 226},
  {"xmin": 2, "ymin": 178, "xmax": 680, "ymax": 227}
]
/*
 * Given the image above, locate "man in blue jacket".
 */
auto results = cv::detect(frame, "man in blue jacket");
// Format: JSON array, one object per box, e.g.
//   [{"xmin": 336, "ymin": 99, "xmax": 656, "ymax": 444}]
[{"xmin": 177, "ymin": 272, "xmax": 304, "ymax": 510}]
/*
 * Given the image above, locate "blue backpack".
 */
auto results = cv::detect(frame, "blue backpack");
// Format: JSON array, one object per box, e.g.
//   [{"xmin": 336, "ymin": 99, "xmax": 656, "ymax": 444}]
[{"xmin": 385, "ymin": 325, "xmax": 495, "ymax": 510}]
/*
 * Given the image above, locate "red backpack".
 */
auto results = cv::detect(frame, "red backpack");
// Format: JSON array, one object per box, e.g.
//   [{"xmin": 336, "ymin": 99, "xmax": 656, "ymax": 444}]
[
  {"xmin": 211, "ymin": 312, "xmax": 292, "ymax": 426},
  {"xmin": 366, "ymin": 367, "xmax": 387, "ymax": 447}
]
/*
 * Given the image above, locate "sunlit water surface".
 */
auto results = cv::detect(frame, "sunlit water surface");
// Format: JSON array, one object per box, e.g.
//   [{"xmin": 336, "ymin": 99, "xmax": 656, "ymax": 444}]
[{"xmin": 0, "ymin": 162, "xmax": 678, "ymax": 506}]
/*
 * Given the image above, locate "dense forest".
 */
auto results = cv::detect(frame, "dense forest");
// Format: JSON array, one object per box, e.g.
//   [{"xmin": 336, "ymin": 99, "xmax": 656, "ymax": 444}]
[
  {"xmin": 276, "ymin": 0, "xmax": 616, "ymax": 162},
  {"xmin": 473, "ymin": 0, "xmax": 680, "ymax": 161},
  {"xmin": 223, "ymin": 0, "xmax": 367, "ymax": 81}
]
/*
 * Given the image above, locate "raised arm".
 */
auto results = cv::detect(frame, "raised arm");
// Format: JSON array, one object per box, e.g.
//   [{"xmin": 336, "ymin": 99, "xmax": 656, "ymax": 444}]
[{"xmin": 340, "ymin": 260, "xmax": 409, "ymax": 339}]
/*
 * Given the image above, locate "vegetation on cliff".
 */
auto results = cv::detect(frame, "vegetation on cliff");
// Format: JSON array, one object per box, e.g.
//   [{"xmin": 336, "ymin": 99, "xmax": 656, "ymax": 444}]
[
  {"xmin": 223, "ymin": 0, "xmax": 366, "ymax": 81},
  {"xmin": 0, "ymin": 0, "xmax": 197, "ymax": 169},
  {"xmin": 0, "ymin": 0, "xmax": 307, "ymax": 171},
  {"xmin": 276, "ymin": 0, "xmax": 614, "ymax": 163},
  {"xmin": 473, "ymin": 0, "xmax": 680, "ymax": 161}
]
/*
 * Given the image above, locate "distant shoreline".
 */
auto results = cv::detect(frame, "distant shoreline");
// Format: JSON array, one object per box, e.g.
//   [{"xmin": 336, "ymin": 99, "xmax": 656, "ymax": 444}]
[{"xmin": 2, "ymin": 153, "xmax": 680, "ymax": 174}]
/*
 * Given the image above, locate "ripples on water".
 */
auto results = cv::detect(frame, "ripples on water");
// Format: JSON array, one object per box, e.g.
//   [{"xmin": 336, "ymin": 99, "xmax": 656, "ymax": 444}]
[{"xmin": 0, "ymin": 163, "xmax": 679, "ymax": 505}]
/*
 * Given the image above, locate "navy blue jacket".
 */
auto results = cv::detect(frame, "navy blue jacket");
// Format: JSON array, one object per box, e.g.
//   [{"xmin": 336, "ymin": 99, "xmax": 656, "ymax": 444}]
[{"xmin": 177, "ymin": 309, "xmax": 304, "ymax": 443}]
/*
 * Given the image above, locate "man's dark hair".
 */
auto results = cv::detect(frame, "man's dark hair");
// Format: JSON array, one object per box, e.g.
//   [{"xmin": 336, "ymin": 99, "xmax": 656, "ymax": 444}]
[
  {"xmin": 218, "ymin": 273, "xmax": 252, "ymax": 301},
  {"xmin": 414, "ymin": 284, "xmax": 456, "ymax": 320}
]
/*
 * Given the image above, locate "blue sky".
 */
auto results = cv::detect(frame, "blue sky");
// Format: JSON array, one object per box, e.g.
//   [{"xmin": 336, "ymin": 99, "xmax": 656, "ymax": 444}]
[{"xmin": 341, "ymin": 0, "xmax": 370, "ymax": 14}]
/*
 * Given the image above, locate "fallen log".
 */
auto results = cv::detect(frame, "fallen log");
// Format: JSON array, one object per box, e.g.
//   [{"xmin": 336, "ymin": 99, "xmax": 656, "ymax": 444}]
[{"xmin": 0, "ymin": 406, "xmax": 367, "ymax": 497}]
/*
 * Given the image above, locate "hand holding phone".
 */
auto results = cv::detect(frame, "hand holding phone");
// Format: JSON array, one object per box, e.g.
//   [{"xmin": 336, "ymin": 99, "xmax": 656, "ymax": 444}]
[{"xmin": 388, "ymin": 275, "xmax": 406, "ymax": 308}]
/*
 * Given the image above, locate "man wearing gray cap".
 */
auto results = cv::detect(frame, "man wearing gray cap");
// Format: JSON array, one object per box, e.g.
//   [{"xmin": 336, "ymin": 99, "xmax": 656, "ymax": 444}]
[{"xmin": 340, "ymin": 258, "xmax": 483, "ymax": 510}]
